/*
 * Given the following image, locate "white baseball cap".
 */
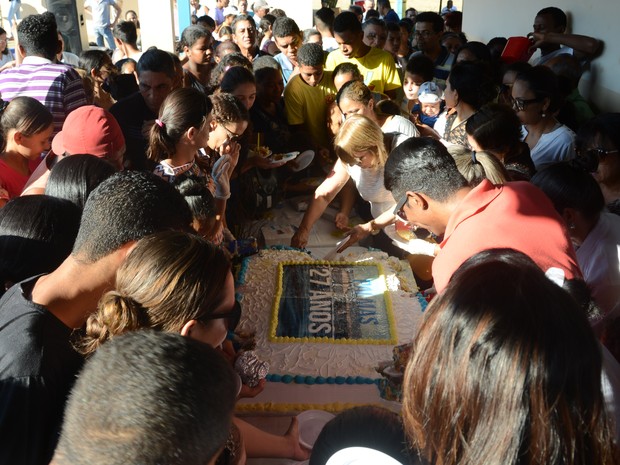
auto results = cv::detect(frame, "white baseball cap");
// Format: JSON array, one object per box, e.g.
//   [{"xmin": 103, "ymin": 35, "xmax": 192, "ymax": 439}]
[
  {"xmin": 223, "ymin": 6, "xmax": 238, "ymax": 17},
  {"xmin": 418, "ymin": 81, "xmax": 443, "ymax": 104}
]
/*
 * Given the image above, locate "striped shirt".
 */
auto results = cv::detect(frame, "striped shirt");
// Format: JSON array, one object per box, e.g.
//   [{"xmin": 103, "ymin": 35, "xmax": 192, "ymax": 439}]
[{"xmin": 0, "ymin": 56, "xmax": 88, "ymax": 135}]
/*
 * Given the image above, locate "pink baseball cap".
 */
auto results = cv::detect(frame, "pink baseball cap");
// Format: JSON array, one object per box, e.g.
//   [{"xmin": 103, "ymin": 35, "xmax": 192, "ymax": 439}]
[{"xmin": 52, "ymin": 106, "xmax": 125, "ymax": 158}]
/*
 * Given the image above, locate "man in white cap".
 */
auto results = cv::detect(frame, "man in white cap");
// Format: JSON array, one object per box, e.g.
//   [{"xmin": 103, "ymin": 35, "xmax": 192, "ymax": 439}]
[{"xmin": 252, "ymin": 0, "xmax": 269, "ymax": 27}]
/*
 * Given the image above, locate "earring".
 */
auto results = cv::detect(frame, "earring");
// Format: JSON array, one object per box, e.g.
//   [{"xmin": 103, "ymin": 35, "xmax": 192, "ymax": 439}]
[
  {"xmin": 569, "ymin": 223, "xmax": 576, "ymax": 230},
  {"xmin": 541, "ymin": 111, "xmax": 546, "ymax": 118}
]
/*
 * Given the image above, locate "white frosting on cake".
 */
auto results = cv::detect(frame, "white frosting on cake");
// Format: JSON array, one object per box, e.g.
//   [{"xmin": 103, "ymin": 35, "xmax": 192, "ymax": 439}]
[{"xmin": 237, "ymin": 249, "xmax": 424, "ymax": 379}]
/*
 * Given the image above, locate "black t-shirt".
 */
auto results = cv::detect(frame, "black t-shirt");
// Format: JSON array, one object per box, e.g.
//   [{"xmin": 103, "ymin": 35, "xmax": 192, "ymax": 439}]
[
  {"xmin": 109, "ymin": 91, "xmax": 157, "ymax": 171},
  {"xmin": 0, "ymin": 277, "xmax": 84, "ymax": 465}
]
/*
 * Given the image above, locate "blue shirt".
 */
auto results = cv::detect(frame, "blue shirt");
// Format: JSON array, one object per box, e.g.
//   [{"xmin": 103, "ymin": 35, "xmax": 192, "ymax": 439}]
[
  {"xmin": 274, "ymin": 52, "xmax": 295, "ymax": 87},
  {"xmin": 382, "ymin": 9, "xmax": 400, "ymax": 23}
]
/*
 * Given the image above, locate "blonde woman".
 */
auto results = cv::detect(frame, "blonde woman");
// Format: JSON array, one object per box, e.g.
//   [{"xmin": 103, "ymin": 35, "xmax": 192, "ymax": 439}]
[{"xmin": 291, "ymin": 114, "xmax": 409, "ymax": 253}]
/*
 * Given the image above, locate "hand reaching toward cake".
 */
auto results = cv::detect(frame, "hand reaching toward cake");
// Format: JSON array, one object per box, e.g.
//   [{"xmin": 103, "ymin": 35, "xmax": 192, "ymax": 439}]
[
  {"xmin": 238, "ymin": 377, "xmax": 266, "ymax": 399},
  {"xmin": 335, "ymin": 212, "xmax": 350, "ymax": 230},
  {"xmin": 338, "ymin": 223, "xmax": 373, "ymax": 251},
  {"xmin": 291, "ymin": 228, "xmax": 309, "ymax": 249}
]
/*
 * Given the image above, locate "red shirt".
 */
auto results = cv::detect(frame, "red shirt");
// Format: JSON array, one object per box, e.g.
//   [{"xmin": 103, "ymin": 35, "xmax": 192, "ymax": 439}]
[
  {"xmin": 433, "ymin": 180, "xmax": 582, "ymax": 293},
  {"xmin": 0, "ymin": 159, "xmax": 30, "ymax": 199}
]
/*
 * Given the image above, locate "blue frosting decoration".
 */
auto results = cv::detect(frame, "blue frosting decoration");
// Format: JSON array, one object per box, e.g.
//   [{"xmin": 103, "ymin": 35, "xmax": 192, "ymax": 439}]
[
  {"xmin": 268, "ymin": 245, "xmax": 304, "ymax": 251},
  {"xmin": 266, "ymin": 373, "xmax": 379, "ymax": 385},
  {"xmin": 236, "ymin": 256, "xmax": 251, "ymax": 285}
]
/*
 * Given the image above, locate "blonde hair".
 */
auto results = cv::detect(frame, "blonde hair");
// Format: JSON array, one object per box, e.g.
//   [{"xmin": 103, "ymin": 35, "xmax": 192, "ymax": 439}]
[
  {"xmin": 334, "ymin": 114, "xmax": 388, "ymax": 167},
  {"xmin": 449, "ymin": 145, "xmax": 509, "ymax": 187},
  {"xmin": 77, "ymin": 231, "xmax": 230, "ymax": 356}
]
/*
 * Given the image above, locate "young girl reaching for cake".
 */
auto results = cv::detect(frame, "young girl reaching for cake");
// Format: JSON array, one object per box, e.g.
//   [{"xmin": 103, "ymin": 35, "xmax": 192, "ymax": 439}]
[
  {"xmin": 148, "ymin": 87, "xmax": 236, "ymax": 243},
  {"xmin": 78, "ymin": 231, "xmax": 311, "ymax": 464},
  {"xmin": 0, "ymin": 97, "xmax": 54, "ymax": 207}
]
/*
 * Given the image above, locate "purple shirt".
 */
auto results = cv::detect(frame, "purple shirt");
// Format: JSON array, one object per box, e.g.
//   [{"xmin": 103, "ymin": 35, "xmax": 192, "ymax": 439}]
[{"xmin": 0, "ymin": 56, "xmax": 88, "ymax": 135}]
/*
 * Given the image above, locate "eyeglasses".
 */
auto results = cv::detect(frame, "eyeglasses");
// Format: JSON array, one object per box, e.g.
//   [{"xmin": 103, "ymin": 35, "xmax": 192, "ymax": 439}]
[
  {"xmin": 223, "ymin": 125, "xmax": 243, "ymax": 142},
  {"xmin": 575, "ymin": 147, "xmax": 619, "ymax": 172},
  {"xmin": 393, "ymin": 193, "xmax": 409, "ymax": 222},
  {"xmin": 510, "ymin": 96, "xmax": 543, "ymax": 112},
  {"xmin": 199, "ymin": 300, "xmax": 241, "ymax": 331}
]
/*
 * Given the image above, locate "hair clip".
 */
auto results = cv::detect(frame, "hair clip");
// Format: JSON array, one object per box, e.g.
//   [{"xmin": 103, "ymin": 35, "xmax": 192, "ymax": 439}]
[
  {"xmin": 471, "ymin": 150, "xmax": 478, "ymax": 164},
  {"xmin": 155, "ymin": 119, "xmax": 165, "ymax": 128}
]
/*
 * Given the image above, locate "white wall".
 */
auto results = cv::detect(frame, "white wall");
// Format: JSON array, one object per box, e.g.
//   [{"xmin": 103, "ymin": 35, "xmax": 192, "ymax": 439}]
[
  {"xmin": 9, "ymin": 1, "xmax": 619, "ymax": 112},
  {"xmin": 269, "ymin": 0, "xmax": 314, "ymax": 30},
  {"xmin": 462, "ymin": 0, "xmax": 620, "ymax": 113}
]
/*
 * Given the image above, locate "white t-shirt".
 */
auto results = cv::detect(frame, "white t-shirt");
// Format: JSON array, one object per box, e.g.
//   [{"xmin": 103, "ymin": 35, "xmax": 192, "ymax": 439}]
[
  {"xmin": 344, "ymin": 133, "xmax": 409, "ymax": 218},
  {"xmin": 521, "ymin": 123, "xmax": 575, "ymax": 170},
  {"xmin": 529, "ymin": 46, "xmax": 574, "ymax": 67},
  {"xmin": 322, "ymin": 36, "xmax": 339, "ymax": 53},
  {"xmin": 382, "ymin": 114, "xmax": 418, "ymax": 138}
]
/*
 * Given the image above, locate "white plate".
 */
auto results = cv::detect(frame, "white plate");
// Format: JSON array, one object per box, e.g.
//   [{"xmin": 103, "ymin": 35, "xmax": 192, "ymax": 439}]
[
  {"xmin": 296, "ymin": 410, "xmax": 335, "ymax": 449},
  {"xmin": 326, "ymin": 447, "xmax": 404, "ymax": 465},
  {"xmin": 288, "ymin": 149, "xmax": 315, "ymax": 172},
  {"xmin": 270, "ymin": 151, "xmax": 299, "ymax": 165}
]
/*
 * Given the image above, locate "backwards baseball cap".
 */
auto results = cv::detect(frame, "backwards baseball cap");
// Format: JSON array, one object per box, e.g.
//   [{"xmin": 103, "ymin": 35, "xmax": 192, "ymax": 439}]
[
  {"xmin": 223, "ymin": 6, "xmax": 238, "ymax": 17},
  {"xmin": 418, "ymin": 81, "xmax": 443, "ymax": 104},
  {"xmin": 52, "ymin": 106, "xmax": 125, "ymax": 158}
]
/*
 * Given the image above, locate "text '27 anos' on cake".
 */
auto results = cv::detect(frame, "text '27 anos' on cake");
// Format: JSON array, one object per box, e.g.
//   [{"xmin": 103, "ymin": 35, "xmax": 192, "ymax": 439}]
[{"xmin": 235, "ymin": 247, "xmax": 427, "ymax": 414}]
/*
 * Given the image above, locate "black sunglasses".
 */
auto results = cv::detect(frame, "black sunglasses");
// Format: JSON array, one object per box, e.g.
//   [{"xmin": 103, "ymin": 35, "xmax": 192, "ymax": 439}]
[
  {"xmin": 200, "ymin": 300, "xmax": 241, "ymax": 331},
  {"xmin": 510, "ymin": 96, "xmax": 543, "ymax": 112},
  {"xmin": 393, "ymin": 193, "xmax": 409, "ymax": 222},
  {"xmin": 575, "ymin": 147, "xmax": 619, "ymax": 172}
]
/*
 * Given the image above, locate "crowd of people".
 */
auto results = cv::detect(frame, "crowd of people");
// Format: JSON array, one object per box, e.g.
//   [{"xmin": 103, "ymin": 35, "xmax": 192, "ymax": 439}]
[{"xmin": 0, "ymin": 1, "xmax": 619, "ymax": 464}]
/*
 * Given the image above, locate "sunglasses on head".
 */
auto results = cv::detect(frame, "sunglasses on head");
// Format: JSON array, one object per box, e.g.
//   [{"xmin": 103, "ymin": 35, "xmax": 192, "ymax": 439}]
[{"xmin": 199, "ymin": 300, "xmax": 241, "ymax": 331}]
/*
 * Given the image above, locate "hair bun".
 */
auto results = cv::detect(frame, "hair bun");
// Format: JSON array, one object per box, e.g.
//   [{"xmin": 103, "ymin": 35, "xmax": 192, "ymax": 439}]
[{"xmin": 78, "ymin": 291, "xmax": 146, "ymax": 356}]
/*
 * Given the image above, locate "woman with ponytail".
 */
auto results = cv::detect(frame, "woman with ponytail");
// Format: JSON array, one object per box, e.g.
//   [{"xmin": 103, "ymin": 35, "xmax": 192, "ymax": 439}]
[
  {"xmin": 78, "ymin": 230, "xmax": 310, "ymax": 464},
  {"xmin": 0, "ymin": 97, "xmax": 53, "ymax": 206},
  {"xmin": 148, "ymin": 87, "xmax": 236, "ymax": 243},
  {"xmin": 148, "ymin": 87, "xmax": 213, "ymax": 184}
]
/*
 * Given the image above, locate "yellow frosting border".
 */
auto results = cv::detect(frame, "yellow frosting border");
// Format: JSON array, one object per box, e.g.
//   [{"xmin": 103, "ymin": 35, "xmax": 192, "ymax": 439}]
[
  {"xmin": 236, "ymin": 401, "xmax": 385, "ymax": 414},
  {"xmin": 269, "ymin": 261, "xmax": 397, "ymax": 345}
]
